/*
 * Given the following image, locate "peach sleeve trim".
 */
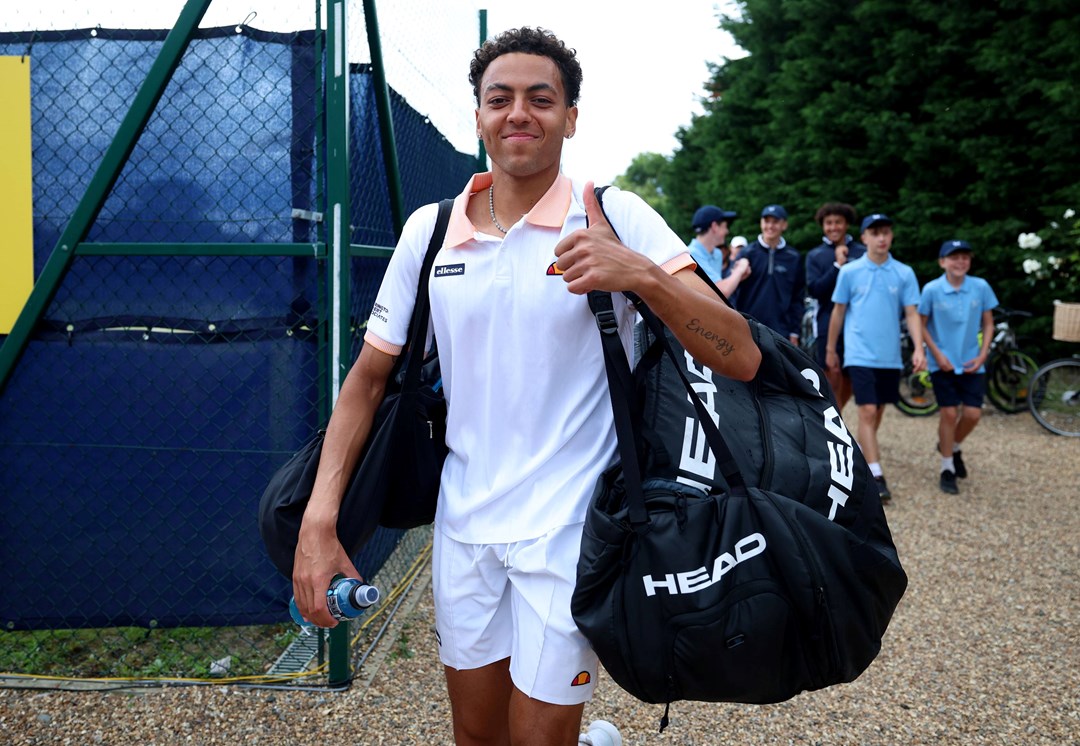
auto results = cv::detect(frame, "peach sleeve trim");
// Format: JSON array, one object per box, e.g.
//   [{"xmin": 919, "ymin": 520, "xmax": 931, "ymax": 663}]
[
  {"xmin": 363, "ymin": 330, "xmax": 402, "ymax": 357},
  {"xmin": 662, "ymin": 252, "xmax": 697, "ymax": 275}
]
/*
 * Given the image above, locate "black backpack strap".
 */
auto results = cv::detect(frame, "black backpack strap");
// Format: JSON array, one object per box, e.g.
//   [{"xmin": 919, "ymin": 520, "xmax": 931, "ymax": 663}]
[
  {"xmin": 587, "ymin": 290, "xmax": 649, "ymax": 527},
  {"xmin": 586, "ymin": 188, "xmax": 747, "ymax": 533},
  {"xmin": 692, "ymin": 263, "xmax": 735, "ymax": 309},
  {"xmin": 635, "ymin": 303, "xmax": 747, "ymax": 494},
  {"xmin": 401, "ymin": 198, "xmax": 454, "ymax": 390},
  {"xmin": 585, "ymin": 185, "xmax": 648, "ymax": 526}
]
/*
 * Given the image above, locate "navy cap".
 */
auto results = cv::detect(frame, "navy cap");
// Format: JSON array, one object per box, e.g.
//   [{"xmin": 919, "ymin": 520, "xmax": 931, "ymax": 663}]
[
  {"xmin": 940, "ymin": 239, "xmax": 973, "ymax": 258},
  {"xmin": 860, "ymin": 213, "xmax": 894, "ymax": 232},
  {"xmin": 692, "ymin": 205, "xmax": 737, "ymax": 232},
  {"xmin": 761, "ymin": 204, "xmax": 788, "ymax": 220}
]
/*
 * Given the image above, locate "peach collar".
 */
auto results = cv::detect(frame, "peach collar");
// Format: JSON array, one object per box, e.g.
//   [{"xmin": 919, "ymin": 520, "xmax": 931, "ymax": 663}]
[{"xmin": 444, "ymin": 172, "xmax": 572, "ymax": 248}]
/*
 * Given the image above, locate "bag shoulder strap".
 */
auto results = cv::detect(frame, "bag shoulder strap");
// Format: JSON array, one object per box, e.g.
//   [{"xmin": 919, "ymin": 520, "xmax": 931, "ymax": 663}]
[
  {"xmin": 401, "ymin": 198, "xmax": 454, "ymax": 388},
  {"xmin": 585, "ymin": 188, "xmax": 747, "ymax": 530}
]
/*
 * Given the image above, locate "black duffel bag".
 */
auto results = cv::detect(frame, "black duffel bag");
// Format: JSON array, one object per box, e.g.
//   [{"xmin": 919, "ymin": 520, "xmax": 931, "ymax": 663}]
[
  {"xmin": 576, "ymin": 466, "xmax": 902, "ymax": 705},
  {"xmin": 571, "ymin": 195, "xmax": 906, "ymax": 717},
  {"xmin": 573, "ymin": 294, "xmax": 907, "ymax": 709},
  {"xmin": 258, "ymin": 199, "xmax": 452, "ymax": 579}
]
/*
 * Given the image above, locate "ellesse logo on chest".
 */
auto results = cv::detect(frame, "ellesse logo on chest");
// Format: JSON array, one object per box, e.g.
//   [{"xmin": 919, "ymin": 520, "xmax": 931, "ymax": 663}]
[{"xmin": 434, "ymin": 263, "xmax": 465, "ymax": 277}]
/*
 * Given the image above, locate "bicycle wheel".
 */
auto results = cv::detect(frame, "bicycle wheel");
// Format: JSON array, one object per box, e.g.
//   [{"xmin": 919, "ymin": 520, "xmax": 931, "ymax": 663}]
[
  {"xmin": 986, "ymin": 349, "xmax": 1039, "ymax": 413},
  {"xmin": 896, "ymin": 368, "xmax": 939, "ymax": 416},
  {"xmin": 894, "ymin": 324, "xmax": 938, "ymax": 416},
  {"xmin": 1028, "ymin": 359, "xmax": 1080, "ymax": 437},
  {"xmin": 799, "ymin": 299, "xmax": 817, "ymax": 358}
]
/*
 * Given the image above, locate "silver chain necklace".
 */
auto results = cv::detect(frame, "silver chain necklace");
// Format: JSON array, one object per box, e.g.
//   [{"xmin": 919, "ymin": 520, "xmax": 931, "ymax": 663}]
[{"xmin": 488, "ymin": 185, "xmax": 508, "ymax": 234}]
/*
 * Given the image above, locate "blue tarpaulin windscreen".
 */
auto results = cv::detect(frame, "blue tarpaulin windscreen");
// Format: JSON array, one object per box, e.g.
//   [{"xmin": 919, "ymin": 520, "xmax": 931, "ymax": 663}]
[{"xmin": 0, "ymin": 27, "xmax": 476, "ymax": 630}]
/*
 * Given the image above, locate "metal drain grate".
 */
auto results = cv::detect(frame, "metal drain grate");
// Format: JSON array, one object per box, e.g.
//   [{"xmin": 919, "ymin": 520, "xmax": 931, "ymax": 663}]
[{"xmin": 268, "ymin": 629, "xmax": 321, "ymax": 675}]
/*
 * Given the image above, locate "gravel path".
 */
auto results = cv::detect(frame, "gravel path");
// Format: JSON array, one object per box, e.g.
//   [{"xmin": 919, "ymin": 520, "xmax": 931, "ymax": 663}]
[{"xmin": 2, "ymin": 406, "xmax": 1078, "ymax": 745}]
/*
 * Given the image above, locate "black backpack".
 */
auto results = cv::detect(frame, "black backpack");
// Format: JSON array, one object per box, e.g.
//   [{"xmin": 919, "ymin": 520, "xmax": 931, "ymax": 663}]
[{"xmin": 571, "ymin": 191, "xmax": 907, "ymax": 726}]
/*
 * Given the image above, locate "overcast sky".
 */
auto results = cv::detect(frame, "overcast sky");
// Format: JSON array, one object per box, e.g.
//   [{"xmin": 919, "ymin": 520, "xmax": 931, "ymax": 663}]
[{"xmin": 7, "ymin": 1, "xmax": 744, "ymax": 183}]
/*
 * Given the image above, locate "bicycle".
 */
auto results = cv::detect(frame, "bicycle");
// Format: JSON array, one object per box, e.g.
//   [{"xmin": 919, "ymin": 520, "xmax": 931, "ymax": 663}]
[
  {"xmin": 1028, "ymin": 302, "xmax": 1080, "ymax": 437},
  {"xmin": 1028, "ymin": 357, "xmax": 1080, "ymax": 436},
  {"xmin": 799, "ymin": 297, "xmax": 819, "ymax": 359},
  {"xmin": 896, "ymin": 317, "xmax": 938, "ymax": 416},
  {"xmin": 984, "ymin": 309, "xmax": 1039, "ymax": 413},
  {"xmin": 895, "ymin": 308, "xmax": 1038, "ymax": 417}
]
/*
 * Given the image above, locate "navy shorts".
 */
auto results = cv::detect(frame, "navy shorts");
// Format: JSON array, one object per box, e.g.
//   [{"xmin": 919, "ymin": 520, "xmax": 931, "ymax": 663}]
[
  {"xmin": 846, "ymin": 366, "xmax": 900, "ymax": 406},
  {"xmin": 929, "ymin": 371, "xmax": 986, "ymax": 408}
]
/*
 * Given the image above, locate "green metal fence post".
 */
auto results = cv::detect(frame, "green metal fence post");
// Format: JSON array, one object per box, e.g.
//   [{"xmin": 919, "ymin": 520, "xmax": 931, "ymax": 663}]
[
  {"xmin": 477, "ymin": 9, "xmax": 488, "ymax": 171},
  {"xmin": 0, "ymin": 0, "xmax": 213, "ymax": 396},
  {"xmin": 325, "ymin": 0, "xmax": 354, "ymax": 687},
  {"xmin": 314, "ymin": 0, "xmax": 330, "ymax": 421},
  {"xmin": 362, "ymin": 0, "xmax": 405, "ymax": 237},
  {"xmin": 325, "ymin": 0, "xmax": 353, "ymax": 415}
]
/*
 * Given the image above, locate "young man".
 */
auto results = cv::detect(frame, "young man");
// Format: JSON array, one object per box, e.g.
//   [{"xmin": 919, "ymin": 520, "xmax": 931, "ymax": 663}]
[
  {"xmin": 918, "ymin": 240, "xmax": 998, "ymax": 494},
  {"xmin": 731, "ymin": 204, "xmax": 805, "ymax": 345},
  {"xmin": 826, "ymin": 214, "xmax": 924, "ymax": 502},
  {"xmin": 291, "ymin": 28, "xmax": 760, "ymax": 746},
  {"xmin": 805, "ymin": 203, "xmax": 866, "ymax": 409},
  {"xmin": 688, "ymin": 204, "xmax": 751, "ymax": 297}
]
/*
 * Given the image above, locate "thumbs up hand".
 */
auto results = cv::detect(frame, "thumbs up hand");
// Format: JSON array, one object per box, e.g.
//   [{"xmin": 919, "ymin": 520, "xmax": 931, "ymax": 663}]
[{"xmin": 553, "ymin": 181, "xmax": 652, "ymax": 295}]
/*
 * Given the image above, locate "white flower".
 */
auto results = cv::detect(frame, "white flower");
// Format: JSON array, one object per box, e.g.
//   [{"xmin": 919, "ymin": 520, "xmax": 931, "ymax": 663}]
[
  {"xmin": 1048, "ymin": 256, "xmax": 1064, "ymax": 269},
  {"xmin": 1065, "ymin": 208, "xmax": 1076, "ymax": 220},
  {"xmin": 1023, "ymin": 258, "xmax": 1042, "ymax": 274},
  {"xmin": 1018, "ymin": 232, "xmax": 1043, "ymax": 250}
]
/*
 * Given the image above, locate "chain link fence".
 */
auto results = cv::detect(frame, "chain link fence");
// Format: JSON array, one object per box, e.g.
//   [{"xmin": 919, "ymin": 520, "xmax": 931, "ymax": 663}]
[{"xmin": 0, "ymin": 0, "xmax": 480, "ymax": 687}]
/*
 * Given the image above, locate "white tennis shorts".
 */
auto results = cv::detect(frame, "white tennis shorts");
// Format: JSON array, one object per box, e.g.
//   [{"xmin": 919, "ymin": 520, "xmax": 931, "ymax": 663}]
[{"xmin": 431, "ymin": 521, "xmax": 598, "ymax": 705}]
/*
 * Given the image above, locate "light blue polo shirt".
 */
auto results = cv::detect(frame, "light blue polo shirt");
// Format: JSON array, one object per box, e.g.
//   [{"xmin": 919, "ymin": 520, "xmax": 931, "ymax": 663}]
[
  {"xmin": 688, "ymin": 238, "xmax": 728, "ymax": 282},
  {"xmin": 832, "ymin": 254, "xmax": 921, "ymax": 369},
  {"xmin": 918, "ymin": 274, "xmax": 999, "ymax": 373}
]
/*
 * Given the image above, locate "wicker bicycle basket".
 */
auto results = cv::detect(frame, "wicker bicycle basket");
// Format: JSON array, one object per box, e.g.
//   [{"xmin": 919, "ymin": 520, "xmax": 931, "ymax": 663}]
[{"xmin": 1052, "ymin": 301, "xmax": 1080, "ymax": 342}]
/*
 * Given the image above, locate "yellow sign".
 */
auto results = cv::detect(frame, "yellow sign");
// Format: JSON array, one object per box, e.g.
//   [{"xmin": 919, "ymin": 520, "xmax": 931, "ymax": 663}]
[{"xmin": 0, "ymin": 56, "xmax": 34, "ymax": 334}]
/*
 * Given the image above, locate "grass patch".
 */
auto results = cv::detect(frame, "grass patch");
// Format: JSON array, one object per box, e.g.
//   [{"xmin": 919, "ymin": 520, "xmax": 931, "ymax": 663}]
[
  {"xmin": 0, "ymin": 623, "xmax": 298, "ymax": 679},
  {"xmin": 389, "ymin": 623, "xmax": 414, "ymax": 660}
]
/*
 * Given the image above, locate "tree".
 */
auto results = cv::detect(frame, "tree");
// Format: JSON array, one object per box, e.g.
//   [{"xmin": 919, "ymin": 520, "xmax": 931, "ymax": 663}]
[
  {"xmin": 612, "ymin": 152, "xmax": 674, "ymax": 225},
  {"xmin": 624, "ymin": 0, "xmax": 1080, "ymax": 346}
]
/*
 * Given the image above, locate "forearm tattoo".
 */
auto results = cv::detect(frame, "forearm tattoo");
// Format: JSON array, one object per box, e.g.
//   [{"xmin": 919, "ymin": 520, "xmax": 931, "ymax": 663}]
[{"xmin": 686, "ymin": 318, "xmax": 735, "ymax": 356}]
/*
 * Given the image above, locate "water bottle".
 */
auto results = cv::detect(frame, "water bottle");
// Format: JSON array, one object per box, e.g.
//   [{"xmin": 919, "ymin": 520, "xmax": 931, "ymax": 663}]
[
  {"xmin": 289, "ymin": 577, "xmax": 380, "ymax": 628},
  {"xmin": 579, "ymin": 720, "xmax": 622, "ymax": 746}
]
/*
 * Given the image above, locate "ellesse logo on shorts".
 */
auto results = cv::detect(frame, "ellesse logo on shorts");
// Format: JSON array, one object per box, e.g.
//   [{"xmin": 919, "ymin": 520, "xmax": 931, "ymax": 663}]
[
  {"xmin": 434, "ymin": 263, "xmax": 465, "ymax": 277},
  {"xmin": 570, "ymin": 671, "xmax": 591, "ymax": 686}
]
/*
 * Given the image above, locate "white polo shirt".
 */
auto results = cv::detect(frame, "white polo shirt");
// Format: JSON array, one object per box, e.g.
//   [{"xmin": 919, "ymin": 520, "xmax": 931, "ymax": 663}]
[{"xmin": 365, "ymin": 173, "xmax": 692, "ymax": 544}]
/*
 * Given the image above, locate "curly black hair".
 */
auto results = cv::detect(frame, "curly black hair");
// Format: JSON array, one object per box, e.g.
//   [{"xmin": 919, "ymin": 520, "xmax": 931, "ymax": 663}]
[
  {"xmin": 469, "ymin": 27, "xmax": 582, "ymax": 107},
  {"xmin": 814, "ymin": 202, "xmax": 857, "ymax": 227}
]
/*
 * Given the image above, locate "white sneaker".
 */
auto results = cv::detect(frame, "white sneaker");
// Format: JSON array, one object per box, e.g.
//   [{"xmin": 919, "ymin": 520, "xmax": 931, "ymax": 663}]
[{"xmin": 579, "ymin": 719, "xmax": 622, "ymax": 746}]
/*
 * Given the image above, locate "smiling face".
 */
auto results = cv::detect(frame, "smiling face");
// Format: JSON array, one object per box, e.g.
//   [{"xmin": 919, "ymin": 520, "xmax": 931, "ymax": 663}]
[
  {"xmin": 714, "ymin": 220, "xmax": 731, "ymax": 247},
  {"xmin": 700, "ymin": 220, "xmax": 730, "ymax": 250},
  {"xmin": 940, "ymin": 251, "xmax": 972, "ymax": 281},
  {"xmin": 822, "ymin": 214, "xmax": 849, "ymax": 245},
  {"xmin": 475, "ymin": 53, "xmax": 578, "ymax": 181},
  {"xmin": 760, "ymin": 216, "xmax": 787, "ymax": 245}
]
